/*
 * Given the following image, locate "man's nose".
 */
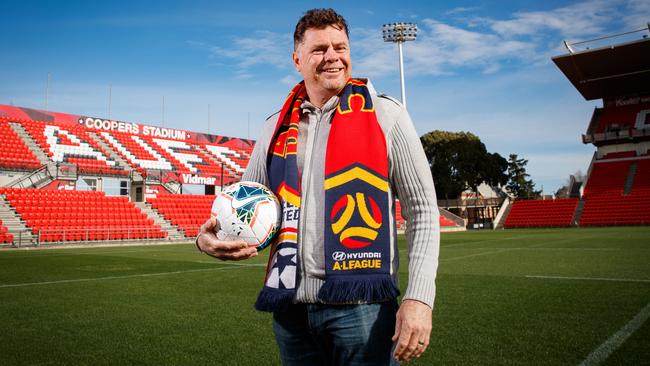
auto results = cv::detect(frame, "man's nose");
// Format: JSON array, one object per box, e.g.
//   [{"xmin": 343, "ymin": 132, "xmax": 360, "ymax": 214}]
[{"xmin": 324, "ymin": 46, "xmax": 338, "ymax": 62}]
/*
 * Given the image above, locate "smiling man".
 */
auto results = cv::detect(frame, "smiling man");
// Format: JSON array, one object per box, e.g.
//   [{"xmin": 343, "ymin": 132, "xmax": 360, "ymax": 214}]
[{"xmin": 196, "ymin": 8, "xmax": 440, "ymax": 365}]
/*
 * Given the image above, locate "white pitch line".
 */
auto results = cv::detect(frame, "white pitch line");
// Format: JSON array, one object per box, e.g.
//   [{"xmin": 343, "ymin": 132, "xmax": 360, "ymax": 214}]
[
  {"xmin": 578, "ymin": 301, "xmax": 650, "ymax": 366},
  {"xmin": 447, "ymin": 247, "xmax": 622, "ymax": 251},
  {"xmin": 442, "ymin": 248, "xmax": 513, "ymax": 262},
  {"xmin": 194, "ymin": 260, "xmax": 266, "ymax": 267},
  {"xmin": 526, "ymin": 275, "xmax": 650, "ymax": 283},
  {"xmin": 0, "ymin": 263, "xmax": 259, "ymax": 289}
]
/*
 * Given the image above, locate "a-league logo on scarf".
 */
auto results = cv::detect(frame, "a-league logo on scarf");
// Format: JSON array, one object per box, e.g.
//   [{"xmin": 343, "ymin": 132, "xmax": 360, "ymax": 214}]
[{"xmin": 255, "ymin": 79, "xmax": 399, "ymax": 312}]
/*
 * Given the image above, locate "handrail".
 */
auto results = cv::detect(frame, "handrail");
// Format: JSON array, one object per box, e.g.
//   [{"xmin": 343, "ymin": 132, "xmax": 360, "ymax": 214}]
[
  {"xmin": 37, "ymin": 226, "xmax": 169, "ymax": 244},
  {"xmin": 6, "ymin": 164, "xmax": 55, "ymax": 188}
]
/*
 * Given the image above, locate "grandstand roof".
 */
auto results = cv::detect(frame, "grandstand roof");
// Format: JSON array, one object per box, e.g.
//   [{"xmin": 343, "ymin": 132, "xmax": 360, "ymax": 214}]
[{"xmin": 552, "ymin": 37, "xmax": 650, "ymax": 101}]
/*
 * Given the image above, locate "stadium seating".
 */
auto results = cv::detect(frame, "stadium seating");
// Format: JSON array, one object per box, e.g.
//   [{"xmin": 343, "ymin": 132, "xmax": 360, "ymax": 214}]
[
  {"xmin": 0, "ymin": 188, "xmax": 166, "ymax": 242},
  {"xmin": 578, "ymin": 157, "xmax": 650, "ymax": 226},
  {"xmin": 580, "ymin": 194, "xmax": 650, "ymax": 226},
  {"xmin": 504, "ymin": 198, "xmax": 579, "ymax": 228},
  {"xmin": 582, "ymin": 160, "xmax": 632, "ymax": 197},
  {"xmin": 593, "ymin": 103, "xmax": 649, "ymax": 133},
  {"xmin": 0, "ymin": 119, "xmax": 42, "ymax": 170},
  {"xmin": 17, "ymin": 120, "xmax": 129, "ymax": 176},
  {"xmin": 147, "ymin": 194, "xmax": 214, "ymax": 237},
  {"xmin": 601, "ymin": 151, "xmax": 636, "ymax": 159},
  {"xmin": 0, "ymin": 219, "xmax": 13, "ymax": 244},
  {"xmin": 98, "ymin": 131, "xmax": 244, "ymax": 181},
  {"xmin": 632, "ymin": 159, "xmax": 650, "ymax": 195},
  {"xmin": 394, "ymin": 200, "xmax": 459, "ymax": 229},
  {"xmin": 202, "ymin": 143, "xmax": 252, "ymax": 175}
]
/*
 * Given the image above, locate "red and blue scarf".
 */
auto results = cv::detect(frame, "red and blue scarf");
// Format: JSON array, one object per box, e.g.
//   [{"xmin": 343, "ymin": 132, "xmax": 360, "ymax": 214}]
[{"xmin": 255, "ymin": 79, "xmax": 399, "ymax": 312}]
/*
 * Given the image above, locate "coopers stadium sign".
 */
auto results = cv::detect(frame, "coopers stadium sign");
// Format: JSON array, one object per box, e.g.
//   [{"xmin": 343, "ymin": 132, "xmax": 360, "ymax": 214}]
[{"xmin": 79, "ymin": 117, "xmax": 190, "ymax": 141}]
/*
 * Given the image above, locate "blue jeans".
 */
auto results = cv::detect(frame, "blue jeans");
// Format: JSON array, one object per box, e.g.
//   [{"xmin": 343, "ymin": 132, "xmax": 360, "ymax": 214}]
[{"xmin": 272, "ymin": 301, "xmax": 399, "ymax": 366}]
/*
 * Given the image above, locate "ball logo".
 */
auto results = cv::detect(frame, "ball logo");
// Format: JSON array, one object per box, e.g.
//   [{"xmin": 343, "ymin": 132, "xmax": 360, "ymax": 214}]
[
  {"xmin": 332, "ymin": 251, "xmax": 347, "ymax": 261},
  {"xmin": 330, "ymin": 192, "xmax": 382, "ymax": 249}
]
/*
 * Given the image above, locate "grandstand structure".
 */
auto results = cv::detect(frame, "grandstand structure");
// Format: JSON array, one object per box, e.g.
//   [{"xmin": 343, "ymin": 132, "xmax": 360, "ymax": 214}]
[
  {"xmin": 0, "ymin": 104, "xmax": 463, "ymax": 247},
  {"xmin": 0, "ymin": 105, "xmax": 255, "ymax": 246},
  {"xmin": 500, "ymin": 32, "xmax": 650, "ymax": 229}
]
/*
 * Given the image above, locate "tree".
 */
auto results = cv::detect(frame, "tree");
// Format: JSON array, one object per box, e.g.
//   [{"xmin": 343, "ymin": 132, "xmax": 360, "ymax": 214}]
[
  {"xmin": 420, "ymin": 130, "xmax": 508, "ymax": 199},
  {"xmin": 506, "ymin": 154, "xmax": 541, "ymax": 200}
]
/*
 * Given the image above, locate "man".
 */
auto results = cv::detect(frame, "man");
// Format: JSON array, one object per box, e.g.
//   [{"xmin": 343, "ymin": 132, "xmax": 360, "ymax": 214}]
[{"xmin": 196, "ymin": 8, "xmax": 439, "ymax": 365}]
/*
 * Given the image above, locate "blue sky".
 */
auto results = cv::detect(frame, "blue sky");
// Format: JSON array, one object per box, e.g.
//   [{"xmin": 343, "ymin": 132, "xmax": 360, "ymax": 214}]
[{"xmin": 1, "ymin": 0, "xmax": 648, "ymax": 193}]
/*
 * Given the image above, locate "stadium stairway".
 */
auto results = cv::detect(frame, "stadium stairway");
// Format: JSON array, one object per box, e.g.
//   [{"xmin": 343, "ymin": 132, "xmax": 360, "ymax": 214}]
[
  {"xmin": 87, "ymin": 131, "xmax": 142, "ymax": 180},
  {"xmin": 195, "ymin": 145, "xmax": 241, "ymax": 179},
  {"xmin": 6, "ymin": 163, "xmax": 59, "ymax": 189},
  {"xmin": 494, "ymin": 199, "xmax": 512, "ymax": 230},
  {"xmin": 161, "ymin": 180, "xmax": 182, "ymax": 194},
  {"xmin": 623, "ymin": 162, "xmax": 637, "ymax": 195},
  {"xmin": 0, "ymin": 195, "xmax": 36, "ymax": 246},
  {"xmin": 133, "ymin": 202, "xmax": 186, "ymax": 240},
  {"xmin": 439, "ymin": 208, "xmax": 466, "ymax": 231},
  {"xmin": 572, "ymin": 198, "xmax": 586, "ymax": 225},
  {"xmin": 9, "ymin": 122, "xmax": 51, "ymax": 166}
]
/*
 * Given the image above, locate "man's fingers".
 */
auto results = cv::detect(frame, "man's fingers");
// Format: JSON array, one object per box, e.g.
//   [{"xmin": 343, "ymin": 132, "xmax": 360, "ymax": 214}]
[
  {"xmin": 204, "ymin": 241, "xmax": 252, "ymax": 255},
  {"xmin": 393, "ymin": 323, "xmax": 414, "ymax": 362},
  {"xmin": 200, "ymin": 216, "xmax": 219, "ymax": 232},
  {"xmin": 413, "ymin": 337, "xmax": 429, "ymax": 358},
  {"xmin": 398, "ymin": 329, "xmax": 417, "ymax": 362},
  {"xmin": 213, "ymin": 247, "xmax": 258, "ymax": 260},
  {"xmin": 392, "ymin": 316, "xmax": 402, "ymax": 342}
]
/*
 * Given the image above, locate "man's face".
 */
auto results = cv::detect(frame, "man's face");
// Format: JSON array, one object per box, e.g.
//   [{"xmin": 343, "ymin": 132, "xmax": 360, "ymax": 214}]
[{"xmin": 293, "ymin": 25, "xmax": 352, "ymax": 100}]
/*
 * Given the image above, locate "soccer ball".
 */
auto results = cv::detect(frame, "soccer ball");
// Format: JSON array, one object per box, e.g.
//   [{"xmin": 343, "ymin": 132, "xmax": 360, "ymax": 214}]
[{"xmin": 211, "ymin": 181, "xmax": 281, "ymax": 251}]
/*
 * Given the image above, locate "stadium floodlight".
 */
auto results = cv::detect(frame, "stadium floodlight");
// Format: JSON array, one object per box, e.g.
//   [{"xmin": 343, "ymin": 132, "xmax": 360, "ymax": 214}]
[{"xmin": 382, "ymin": 22, "xmax": 418, "ymax": 108}]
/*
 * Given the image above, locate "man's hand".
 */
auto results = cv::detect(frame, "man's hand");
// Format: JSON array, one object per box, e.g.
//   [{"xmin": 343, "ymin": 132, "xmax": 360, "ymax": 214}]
[
  {"xmin": 392, "ymin": 299, "xmax": 432, "ymax": 363},
  {"xmin": 196, "ymin": 217, "xmax": 258, "ymax": 261}
]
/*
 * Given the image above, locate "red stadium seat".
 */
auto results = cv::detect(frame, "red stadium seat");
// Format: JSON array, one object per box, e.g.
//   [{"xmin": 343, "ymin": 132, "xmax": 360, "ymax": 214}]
[{"xmin": 1, "ymin": 187, "xmax": 165, "ymax": 243}]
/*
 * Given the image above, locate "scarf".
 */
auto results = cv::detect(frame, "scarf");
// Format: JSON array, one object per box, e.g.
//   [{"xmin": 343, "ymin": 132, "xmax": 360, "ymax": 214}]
[{"xmin": 255, "ymin": 79, "xmax": 399, "ymax": 312}]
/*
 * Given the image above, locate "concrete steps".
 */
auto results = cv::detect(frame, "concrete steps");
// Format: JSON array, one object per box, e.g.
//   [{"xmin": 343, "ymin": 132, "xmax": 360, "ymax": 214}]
[
  {"xmin": 196, "ymin": 145, "xmax": 241, "ymax": 180},
  {"xmin": 134, "ymin": 202, "xmax": 186, "ymax": 240},
  {"xmin": 624, "ymin": 162, "xmax": 637, "ymax": 195},
  {"xmin": 9, "ymin": 122, "xmax": 51, "ymax": 165},
  {"xmin": 87, "ymin": 131, "xmax": 142, "ymax": 181},
  {"xmin": 572, "ymin": 198, "xmax": 586, "ymax": 226},
  {"xmin": 494, "ymin": 199, "xmax": 513, "ymax": 230},
  {"xmin": 0, "ymin": 195, "xmax": 37, "ymax": 246}
]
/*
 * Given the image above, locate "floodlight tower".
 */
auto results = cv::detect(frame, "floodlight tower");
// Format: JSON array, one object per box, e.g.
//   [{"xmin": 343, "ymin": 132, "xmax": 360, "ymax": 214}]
[{"xmin": 382, "ymin": 22, "xmax": 418, "ymax": 108}]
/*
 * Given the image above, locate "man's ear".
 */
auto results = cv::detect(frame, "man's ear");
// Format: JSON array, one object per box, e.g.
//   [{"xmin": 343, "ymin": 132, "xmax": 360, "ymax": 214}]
[{"xmin": 292, "ymin": 51, "xmax": 301, "ymax": 73}]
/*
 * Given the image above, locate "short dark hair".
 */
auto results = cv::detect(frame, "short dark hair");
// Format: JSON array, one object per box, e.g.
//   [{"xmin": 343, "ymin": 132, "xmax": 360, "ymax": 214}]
[{"xmin": 293, "ymin": 8, "xmax": 349, "ymax": 49}]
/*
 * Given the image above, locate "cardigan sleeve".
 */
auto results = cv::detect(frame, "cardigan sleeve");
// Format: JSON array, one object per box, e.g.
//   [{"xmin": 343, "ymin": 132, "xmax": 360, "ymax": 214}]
[{"xmin": 388, "ymin": 106, "xmax": 440, "ymax": 308}]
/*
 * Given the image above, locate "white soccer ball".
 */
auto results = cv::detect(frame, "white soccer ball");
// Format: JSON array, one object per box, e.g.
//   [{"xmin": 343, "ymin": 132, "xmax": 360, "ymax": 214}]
[{"xmin": 211, "ymin": 181, "xmax": 281, "ymax": 251}]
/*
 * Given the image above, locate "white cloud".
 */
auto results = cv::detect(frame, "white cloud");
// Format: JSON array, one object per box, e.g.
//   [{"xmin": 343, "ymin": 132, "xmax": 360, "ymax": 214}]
[
  {"xmin": 354, "ymin": 0, "xmax": 638, "ymax": 78},
  {"xmin": 623, "ymin": 0, "xmax": 650, "ymax": 28},
  {"xmin": 353, "ymin": 19, "xmax": 535, "ymax": 78},
  {"xmin": 280, "ymin": 74, "xmax": 299, "ymax": 86},
  {"xmin": 489, "ymin": 0, "xmax": 616, "ymax": 39},
  {"xmin": 196, "ymin": 31, "xmax": 293, "ymax": 78},
  {"xmin": 187, "ymin": 1, "xmax": 641, "ymax": 89},
  {"xmin": 445, "ymin": 7, "xmax": 481, "ymax": 16}
]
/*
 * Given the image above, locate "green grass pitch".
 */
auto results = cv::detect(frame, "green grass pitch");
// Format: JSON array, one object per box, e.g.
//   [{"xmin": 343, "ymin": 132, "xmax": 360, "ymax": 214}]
[{"xmin": 1, "ymin": 227, "xmax": 649, "ymax": 365}]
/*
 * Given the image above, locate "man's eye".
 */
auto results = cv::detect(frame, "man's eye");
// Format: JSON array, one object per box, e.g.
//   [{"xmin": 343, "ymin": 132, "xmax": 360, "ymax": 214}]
[{"xmin": 313, "ymin": 50, "xmax": 324, "ymax": 55}]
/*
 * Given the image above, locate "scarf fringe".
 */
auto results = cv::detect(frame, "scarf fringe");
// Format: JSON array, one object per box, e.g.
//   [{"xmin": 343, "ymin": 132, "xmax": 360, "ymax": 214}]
[
  {"xmin": 254, "ymin": 287, "xmax": 295, "ymax": 312},
  {"xmin": 318, "ymin": 276, "xmax": 400, "ymax": 303}
]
